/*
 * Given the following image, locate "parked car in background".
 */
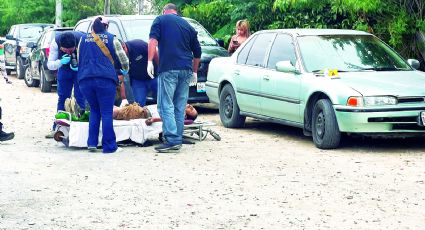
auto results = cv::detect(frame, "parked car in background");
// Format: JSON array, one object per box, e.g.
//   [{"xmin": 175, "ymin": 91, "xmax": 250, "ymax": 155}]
[
  {"xmin": 0, "ymin": 37, "xmax": 5, "ymax": 44},
  {"xmin": 206, "ymin": 29, "xmax": 424, "ymax": 149},
  {"xmin": 74, "ymin": 15, "xmax": 228, "ymax": 104},
  {"xmin": 25, "ymin": 27, "xmax": 73, "ymax": 92},
  {"xmin": 3, "ymin": 23, "xmax": 54, "ymax": 79}
]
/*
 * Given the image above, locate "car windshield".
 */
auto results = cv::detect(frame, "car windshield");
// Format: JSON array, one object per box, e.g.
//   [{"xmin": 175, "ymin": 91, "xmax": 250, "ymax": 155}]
[
  {"xmin": 121, "ymin": 18, "xmax": 218, "ymax": 46},
  {"xmin": 185, "ymin": 19, "xmax": 218, "ymax": 46},
  {"xmin": 20, "ymin": 26, "xmax": 48, "ymax": 40},
  {"xmin": 297, "ymin": 34, "xmax": 412, "ymax": 72}
]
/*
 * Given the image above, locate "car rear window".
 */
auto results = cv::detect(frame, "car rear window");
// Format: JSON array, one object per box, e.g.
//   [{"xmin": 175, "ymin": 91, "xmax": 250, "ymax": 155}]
[
  {"xmin": 121, "ymin": 19, "xmax": 153, "ymax": 41},
  {"xmin": 19, "ymin": 25, "xmax": 52, "ymax": 40}
]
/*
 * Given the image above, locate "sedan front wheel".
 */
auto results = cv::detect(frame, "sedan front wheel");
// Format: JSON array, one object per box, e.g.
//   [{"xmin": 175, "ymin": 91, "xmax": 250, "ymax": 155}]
[
  {"xmin": 312, "ymin": 99, "xmax": 341, "ymax": 149},
  {"xmin": 219, "ymin": 84, "xmax": 245, "ymax": 128}
]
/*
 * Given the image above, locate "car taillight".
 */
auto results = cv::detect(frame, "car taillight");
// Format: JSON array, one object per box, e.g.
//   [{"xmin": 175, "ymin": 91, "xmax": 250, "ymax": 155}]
[{"xmin": 45, "ymin": 47, "xmax": 50, "ymax": 58}]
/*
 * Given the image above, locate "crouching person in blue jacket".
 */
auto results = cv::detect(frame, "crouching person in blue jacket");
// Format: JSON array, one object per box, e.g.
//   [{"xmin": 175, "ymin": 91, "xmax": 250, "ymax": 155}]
[
  {"xmin": 77, "ymin": 16, "xmax": 129, "ymax": 153},
  {"xmin": 46, "ymin": 31, "xmax": 86, "ymax": 138}
]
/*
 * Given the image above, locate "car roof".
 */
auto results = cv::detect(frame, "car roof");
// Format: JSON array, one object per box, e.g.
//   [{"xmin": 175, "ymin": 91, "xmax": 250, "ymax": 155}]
[
  {"xmin": 85, "ymin": 15, "xmax": 158, "ymax": 21},
  {"xmin": 15, "ymin": 23, "xmax": 55, "ymax": 27},
  {"xmin": 256, "ymin": 29, "xmax": 371, "ymax": 36}
]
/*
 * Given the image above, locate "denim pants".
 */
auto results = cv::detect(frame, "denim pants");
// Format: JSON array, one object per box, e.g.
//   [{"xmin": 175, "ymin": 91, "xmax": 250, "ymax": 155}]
[
  {"xmin": 157, "ymin": 70, "xmax": 192, "ymax": 146},
  {"xmin": 79, "ymin": 77, "xmax": 117, "ymax": 153},
  {"xmin": 57, "ymin": 68, "xmax": 85, "ymax": 111},
  {"xmin": 131, "ymin": 78, "xmax": 158, "ymax": 106},
  {"xmin": 123, "ymin": 74, "xmax": 135, "ymax": 104}
]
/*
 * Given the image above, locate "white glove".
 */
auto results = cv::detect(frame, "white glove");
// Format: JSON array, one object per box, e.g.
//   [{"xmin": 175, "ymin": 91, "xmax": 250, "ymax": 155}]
[
  {"xmin": 120, "ymin": 99, "xmax": 129, "ymax": 107},
  {"xmin": 147, "ymin": 61, "xmax": 154, "ymax": 79},
  {"xmin": 189, "ymin": 72, "xmax": 197, "ymax": 86}
]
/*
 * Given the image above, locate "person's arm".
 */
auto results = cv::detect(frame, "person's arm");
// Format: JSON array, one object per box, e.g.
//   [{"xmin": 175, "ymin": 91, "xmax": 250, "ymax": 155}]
[
  {"xmin": 113, "ymin": 38, "xmax": 129, "ymax": 71},
  {"xmin": 228, "ymin": 35, "xmax": 241, "ymax": 53},
  {"xmin": 47, "ymin": 40, "xmax": 61, "ymax": 70},
  {"xmin": 148, "ymin": 38, "xmax": 158, "ymax": 62},
  {"xmin": 153, "ymin": 48, "xmax": 159, "ymax": 65},
  {"xmin": 191, "ymin": 30, "xmax": 202, "ymax": 74}
]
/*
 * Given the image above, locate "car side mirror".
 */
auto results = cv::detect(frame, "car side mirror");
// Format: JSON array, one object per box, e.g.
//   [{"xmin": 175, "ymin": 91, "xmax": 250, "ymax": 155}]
[
  {"xmin": 215, "ymin": 38, "xmax": 224, "ymax": 48},
  {"xmin": 276, "ymin": 61, "xmax": 300, "ymax": 74},
  {"xmin": 5, "ymin": 35, "xmax": 14, "ymax": 40},
  {"xmin": 27, "ymin": 42, "xmax": 36, "ymax": 49},
  {"xmin": 407, "ymin": 59, "xmax": 420, "ymax": 70}
]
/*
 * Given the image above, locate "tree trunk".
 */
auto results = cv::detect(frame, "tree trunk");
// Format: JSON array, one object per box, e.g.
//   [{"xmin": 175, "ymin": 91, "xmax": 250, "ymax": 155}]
[{"xmin": 104, "ymin": 0, "xmax": 110, "ymax": 15}]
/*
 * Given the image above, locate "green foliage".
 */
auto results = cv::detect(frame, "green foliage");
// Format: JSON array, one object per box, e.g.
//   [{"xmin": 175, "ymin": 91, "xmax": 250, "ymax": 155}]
[{"xmin": 181, "ymin": 0, "xmax": 232, "ymax": 35}]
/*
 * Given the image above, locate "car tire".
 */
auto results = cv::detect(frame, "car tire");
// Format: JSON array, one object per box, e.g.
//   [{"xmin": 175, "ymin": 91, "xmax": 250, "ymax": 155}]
[
  {"xmin": 40, "ymin": 68, "xmax": 52, "ymax": 93},
  {"xmin": 6, "ymin": 69, "xmax": 11, "ymax": 75},
  {"xmin": 312, "ymin": 99, "xmax": 341, "ymax": 149},
  {"xmin": 16, "ymin": 57, "xmax": 25, "ymax": 79},
  {"xmin": 219, "ymin": 84, "xmax": 246, "ymax": 128},
  {"xmin": 24, "ymin": 66, "xmax": 39, "ymax": 87}
]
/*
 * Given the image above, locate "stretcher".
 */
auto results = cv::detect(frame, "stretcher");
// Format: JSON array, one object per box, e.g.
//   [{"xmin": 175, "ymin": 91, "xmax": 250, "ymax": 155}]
[
  {"xmin": 54, "ymin": 112, "xmax": 220, "ymax": 147},
  {"xmin": 183, "ymin": 121, "xmax": 221, "ymax": 141}
]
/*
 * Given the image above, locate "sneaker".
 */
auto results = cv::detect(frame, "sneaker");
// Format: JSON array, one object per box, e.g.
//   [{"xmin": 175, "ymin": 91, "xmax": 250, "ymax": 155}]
[
  {"xmin": 0, "ymin": 131, "xmax": 14, "ymax": 142},
  {"xmin": 45, "ymin": 130, "xmax": 55, "ymax": 139},
  {"xmin": 87, "ymin": 146, "xmax": 97, "ymax": 152},
  {"xmin": 154, "ymin": 143, "xmax": 182, "ymax": 153}
]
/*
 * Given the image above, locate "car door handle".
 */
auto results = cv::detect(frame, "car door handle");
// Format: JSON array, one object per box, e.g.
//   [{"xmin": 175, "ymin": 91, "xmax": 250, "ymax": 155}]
[
  {"xmin": 234, "ymin": 70, "xmax": 240, "ymax": 76},
  {"xmin": 263, "ymin": 76, "xmax": 270, "ymax": 81}
]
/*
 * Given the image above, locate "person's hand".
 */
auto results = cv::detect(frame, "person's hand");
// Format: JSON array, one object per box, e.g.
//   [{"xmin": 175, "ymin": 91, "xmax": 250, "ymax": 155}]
[
  {"xmin": 70, "ymin": 65, "xmax": 78, "ymax": 72},
  {"xmin": 60, "ymin": 54, "xmax": 71, "ymax": 65},
  {"xmin": 145, "ymin": 117, "xmax": 153, "ymax": 126},
  {"xmin": 189, "ymin": 72, "xmax": 197, "ymax": 86},
  {"xmin": 120, "ymin": 69, "xmax": 128, "ymax": 75},
  {"xmin": 147, "ymin": 61, "xmax": 154, "ymax": 79}
]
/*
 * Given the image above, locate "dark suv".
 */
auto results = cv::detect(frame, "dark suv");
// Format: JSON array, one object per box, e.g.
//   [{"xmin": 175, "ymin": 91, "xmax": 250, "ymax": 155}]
[
  {"xmin": 25, "ymin": 27, "xmax": 73, "ymax": 92},
  {"xmin": 3, "ymin": 23, "xmax": 54, "ymax": 79},
  {"xmin": 74, "ymin": 15, "xmax": 228, "ymax": 103}
]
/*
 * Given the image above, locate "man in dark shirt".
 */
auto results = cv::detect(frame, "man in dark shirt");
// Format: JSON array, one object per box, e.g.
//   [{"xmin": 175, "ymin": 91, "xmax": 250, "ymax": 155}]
[
  {"xmin": 122, "ymin": 39, "xmax": 159, "ymax": 106},
  {"xmin": 148, "ymin": 3, "xmax": 201, "ymax": 153}
]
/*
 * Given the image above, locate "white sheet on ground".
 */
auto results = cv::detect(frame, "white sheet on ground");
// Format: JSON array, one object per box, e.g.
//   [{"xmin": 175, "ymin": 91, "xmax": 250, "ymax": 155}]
[{"xmin": 68, "ymin": 119, "xmax": 162, "ymax": 147}]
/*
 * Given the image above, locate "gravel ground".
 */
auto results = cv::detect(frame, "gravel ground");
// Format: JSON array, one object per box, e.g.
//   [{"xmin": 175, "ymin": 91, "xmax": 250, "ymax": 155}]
[{"xmin": 1, "ymin": 76, "xmax": 425, "ymax": 229}]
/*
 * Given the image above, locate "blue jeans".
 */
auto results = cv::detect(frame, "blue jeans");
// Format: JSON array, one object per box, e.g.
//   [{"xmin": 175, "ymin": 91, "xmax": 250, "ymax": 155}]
[
  {"xmin": 57, "ymin": 68, "xmax": 85, "ymax": 111},
  {"xmin": 157, "ymin": 70, "xmax": 191, "ymax": 146},
  {"xmin": 123, "ymin": 74, "xmax": 135, "ymax": 104},
  {"xmin": 79, "ymin": 77, "xmax": 117, "ymax": 153},
  {"xmin": 131, "ymin": 78, "xmax": 158, "ymax": 106}
]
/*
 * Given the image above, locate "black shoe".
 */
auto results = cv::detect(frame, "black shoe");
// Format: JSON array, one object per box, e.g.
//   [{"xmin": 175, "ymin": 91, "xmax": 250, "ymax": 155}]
[
  {"xmin": 154, "ymin": 143, "xmax": 182, "ymax": 153},
  {"xmin": 0, "ymin": 131, "xmax": 14, "ymax": 142}
]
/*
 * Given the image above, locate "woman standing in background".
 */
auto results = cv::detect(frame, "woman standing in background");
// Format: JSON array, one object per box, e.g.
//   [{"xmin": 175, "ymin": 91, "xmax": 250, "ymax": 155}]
[{"xmin": 228, "ymin": 19, "xmax": 251, "ymax": 55}]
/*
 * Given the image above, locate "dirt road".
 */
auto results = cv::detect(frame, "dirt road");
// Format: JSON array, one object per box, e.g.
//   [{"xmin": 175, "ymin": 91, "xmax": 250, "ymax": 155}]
[{"xmin": 1, "ymin": 76, "xmax": 425, "ymax": 229}]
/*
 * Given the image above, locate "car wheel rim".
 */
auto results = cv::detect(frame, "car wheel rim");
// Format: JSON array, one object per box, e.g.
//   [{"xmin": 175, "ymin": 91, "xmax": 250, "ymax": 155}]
[
  {"xmin": 224, "ymin": 94, "xmax": 233, "ymax": 118},
  {"xmin": 316, "ymin": 111, "xmax": 325, "ymax": 139},
  {"xmin": 25, "ymin": 69, "xmax": 32, "ymax": 83}
]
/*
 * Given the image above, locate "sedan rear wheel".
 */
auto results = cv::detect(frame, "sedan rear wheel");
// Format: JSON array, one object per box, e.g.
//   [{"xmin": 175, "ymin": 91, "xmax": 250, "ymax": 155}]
[
  {"xmin": 219, "ymin": 84, "xmax": 245, "ymax": 128},
  {"xmin": 312, "ymin": 99, "xmax": 341, "ymax": 149}
]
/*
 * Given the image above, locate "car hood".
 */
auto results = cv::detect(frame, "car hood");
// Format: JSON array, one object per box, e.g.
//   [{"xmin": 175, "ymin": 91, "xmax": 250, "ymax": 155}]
[
  {"xmin": 200, "ymin": 45, "xmax": 229, "ymax": 62},
  {"xmin": 335, "ymin": 71, "xmax": 425, "ymax": 96}
]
